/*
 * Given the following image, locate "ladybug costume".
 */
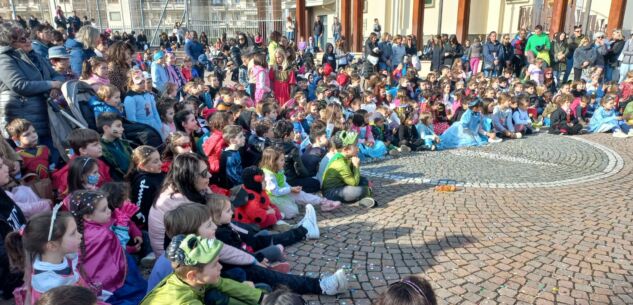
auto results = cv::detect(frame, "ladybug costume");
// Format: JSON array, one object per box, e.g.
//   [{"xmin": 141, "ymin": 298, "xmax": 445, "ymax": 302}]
[{"xmin": 231, "ymin": 166, "xmax": 282, "ymax": 229}]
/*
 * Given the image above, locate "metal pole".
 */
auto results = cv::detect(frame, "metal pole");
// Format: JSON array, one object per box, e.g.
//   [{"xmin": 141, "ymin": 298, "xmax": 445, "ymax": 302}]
[
  {"xmin": 9, "ymin": 0, "xmax": 17, "ymax": 20},
  {"xmin": 139, "ymin": 0, "xmax": 145, "ymax": 34},
  {"xmin": 150, "ymin": 0, "xmax": 170, "ymax": 47},
  {"xmin": 96, "ymin": 0, "xmax": 102, "ymax": 31},
  {"xmin": 437, "ymin": 0, "xmax": 443, "ymax": 35},
  {"xmin": 583, "ymin": 0, "xmax": 592, "ymax": 35},
  {"xmin": 119, "ymin": 0, "xmax": 126, "ymax": 32},
  {"xmin": 85, "ymin": 0, "xmax": 90, "ymax": 19}
]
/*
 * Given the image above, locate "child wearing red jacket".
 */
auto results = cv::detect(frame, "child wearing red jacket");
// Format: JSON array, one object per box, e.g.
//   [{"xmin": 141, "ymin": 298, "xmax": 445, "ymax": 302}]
[
  {"xmin": 52, "ymin": 129, "xmax": 111, "ymax": 199},
  {"xmin": 231, "ymin": 166, "xmax": 283, "ymax": 229}
]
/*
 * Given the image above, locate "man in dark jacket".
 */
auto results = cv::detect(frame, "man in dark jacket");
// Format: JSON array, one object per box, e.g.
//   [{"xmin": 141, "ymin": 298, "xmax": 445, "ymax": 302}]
[
  {"xmin": 185, "ymin": 31, "xmax": 204, "ymax": 76},
  {"xmin": 30, "ymin": 24, "xmax": 52, "ymax": 59},
  {"xmin": 313, "ymin": 16, "xmax": 323, "ymax": 51}
]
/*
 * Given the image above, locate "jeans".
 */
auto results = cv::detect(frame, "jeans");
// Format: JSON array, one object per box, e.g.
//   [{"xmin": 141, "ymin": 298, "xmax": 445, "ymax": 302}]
[
  {"xmin": 605, "ymin": 65, "xmax": 615, "ymax": 82},
  {"xmin": 222, "ymin": 264, "xmax": 321, "ymax": 294},
  {"xmin": 333, "ymin": 32, "xmax": 340, "ymax": 43},
  {"xmin": 563, "ymin": 57, "xmax": 574, "ymax": 83},
  {"xmin": 287, "ymin": 176, "xmax": 321, "ymax": 193},
  {"xmin": 323, "ymin": 177, "xmax": 371, "ymax": 203},
  {"xmin": 620, "ymin": 63, "xmax": 633, "ymax": 83},
  {"xmin": 287, "ymin": 31, "xmax": 294, "ymax": 41},
  {"xmin": 614, "ymin": 121, "xmax": 631, "ymax": 133},
  {"xmin": 314, "ymin": 34, "xmax": 322, "ymax": 50}
]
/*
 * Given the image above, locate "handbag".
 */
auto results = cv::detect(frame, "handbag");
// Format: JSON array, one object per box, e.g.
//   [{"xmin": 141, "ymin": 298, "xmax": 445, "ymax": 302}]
[{"xmin": 20, "ymin": 173, "xmax": 54, "ymax": 201}]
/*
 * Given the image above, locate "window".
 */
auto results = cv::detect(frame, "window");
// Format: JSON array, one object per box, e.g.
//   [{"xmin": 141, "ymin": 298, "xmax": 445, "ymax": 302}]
[{"xmin": 109, "ymin": 11, "xmax": 121, "ymax": 21}]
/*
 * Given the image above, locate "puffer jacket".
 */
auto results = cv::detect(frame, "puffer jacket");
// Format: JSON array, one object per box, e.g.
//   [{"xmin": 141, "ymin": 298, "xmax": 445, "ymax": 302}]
[
  {"xmin": 65, "ymin": 38, "xmax": 96, "ymax": 76},
  {"xmin": 620, "ymin": 38, "xmax": 633, "ymax": 65},
  {"xmin": 0, "ymin": 46, "xmax": 54, "ymax": 138},
  {"xmin": 573, "ymin": 44, "xmax": 597, "ymax": 69}
]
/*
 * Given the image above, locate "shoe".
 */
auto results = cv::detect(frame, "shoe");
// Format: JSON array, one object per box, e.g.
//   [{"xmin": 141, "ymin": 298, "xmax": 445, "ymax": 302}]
[
  {"xmin": 534, "ymin": 128, "xmax": 541, "ymax": 133},
  {"xmin": 319, "ymin": 269, "xmax": 349, "ymax": 295},
  {"xmin": 488, "ymin": 137, "xmax": 503, "ymax": 143},
  {"xmin": 515, "ymin": 132, "xmax": 523, "ymax": 139},
  {"xmin": 269, "ymin": 262, "xmax": 291, "ymax": 273},
  {"xmin": 627, "ymin": 129, "xmax": 633, "ymax": 137},
  {"xmin": 320, "ymin": 199, "xmax": 342, "ymax": 211},
  {"xmin": 141, "ymin": 252, "xmax": 156, "ymax": 268},
  {"xmin": 296, "ymin": 204, "xmax": 319, "ymax": 239},
  {"xmin": 430, "ymin": 144, "xmax": 437, "ymax": 151},
  {"xmin": 613, "ymin": 130, "xmax": 628, "ymax": 138},
  {"xmin": 359, "ymin": 197, "xmax": 376, "ymax": 208},
  {"xmin": 399, "ymin": 145, "xmax": 412, "ymax": 153},
  {"xmin": 388, "ymin": 149, "xmax": 400, "ymax": 156}
]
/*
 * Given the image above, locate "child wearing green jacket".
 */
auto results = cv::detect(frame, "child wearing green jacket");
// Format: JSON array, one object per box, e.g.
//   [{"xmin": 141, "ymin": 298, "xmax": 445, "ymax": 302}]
[{"xmin": 321, "ymin": 131, "xmax": 376, "ymax": 208}]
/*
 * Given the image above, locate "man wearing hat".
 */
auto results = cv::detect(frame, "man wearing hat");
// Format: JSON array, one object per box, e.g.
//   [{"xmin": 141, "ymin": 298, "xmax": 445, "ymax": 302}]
[
  {"xmin": 48, "ymin": 46, "xmax": 75, "ymax": 80},
  {"xmin": 151, "ymin": 50, "xmax": 169, "ymax": 93},
  {"xmin": 141, "ymin": 234, "xmax": 266, "ymax": 305}
]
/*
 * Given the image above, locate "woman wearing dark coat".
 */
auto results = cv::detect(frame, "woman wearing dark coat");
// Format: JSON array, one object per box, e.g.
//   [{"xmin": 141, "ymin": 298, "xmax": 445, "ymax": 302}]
[
  {"xmin": 573, "ymin": 37, "xmax": 597, "ymax": 81},
  {"xmin": 430, "ymin": 35, "xmax": 444, "ymax": 72},
  {"xmin": 551, "ymin": 32, "xmax": 569, "ymax": 82},
  {"xmin": 363, "ymin": 33, "xmax": 382, "ymax": 78},
  {"xmin": 0, "ymin": 21, "xmax": 62, "ymax": 147},
  {"xmin": 442, "ymin": 35, "xmax": 463, "ymax": 68}
]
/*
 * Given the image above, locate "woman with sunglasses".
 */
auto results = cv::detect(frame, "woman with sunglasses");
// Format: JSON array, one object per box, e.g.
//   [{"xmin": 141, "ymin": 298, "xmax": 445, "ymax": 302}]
[
  {"xmin": 0, "ymin": 21, "xmax": 63, "ymax": 164},
  {"xmin": 149, "ymin": 153, "xmax": 214, "ymax": 255}
]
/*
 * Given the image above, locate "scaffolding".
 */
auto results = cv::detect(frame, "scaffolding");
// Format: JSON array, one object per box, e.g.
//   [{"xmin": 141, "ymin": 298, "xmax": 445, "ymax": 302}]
[{"xmin": 0, "ymin": 0, "xmax": 285, "ymax": 46}]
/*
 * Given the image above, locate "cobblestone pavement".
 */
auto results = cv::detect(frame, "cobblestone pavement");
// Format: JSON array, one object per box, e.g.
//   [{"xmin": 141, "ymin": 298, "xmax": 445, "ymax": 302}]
[{"xmin": 284, "ymin": 133, "xmax": 633, "ymax": 305}]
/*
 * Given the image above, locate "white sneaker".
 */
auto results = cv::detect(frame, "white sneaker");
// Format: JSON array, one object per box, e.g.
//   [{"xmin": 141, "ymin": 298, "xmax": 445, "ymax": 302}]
[
  {"xmin": 613, "ymin": 130, "xmax": 628, "ymax": 138},
  {"xmin": 399, "ymin": 145, "xmax": 412, "ymax": 153},
  {"xmin": 141, "ymin": 252, "xmax": 156, "ymax": 268},
  {"xmin": 627, "ymin": 129, "xmax": 633, "ymax": 137},
  {"xmin": 296, "ymin": 204, "xmax": 319, "ymax": 239},
  {"xmin": 319, "ymin": 269, "xmax": 349, "ymax": 295},
  {"xmin": 489, "ymin": 137, "xmax": 503, "ymax": 143},
  {"xmin": 359, "ymin": 197, "xmax": 376, "ymax": 208},
  {"xmin": 515, "ymin": 132, "xmax": 523, "ymax": 139}
]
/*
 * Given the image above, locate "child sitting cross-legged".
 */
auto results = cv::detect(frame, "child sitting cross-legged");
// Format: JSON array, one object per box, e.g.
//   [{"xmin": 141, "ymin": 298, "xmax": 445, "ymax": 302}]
[
  {"xmin": 260, "ymin": 147, "xmax": 340, "ymax": 218},
  {"xmin": 97, "ymin": 112, "xmax": 133, "ymax": 181},
  {"xmin": 549, "ymin": 93, "xmax": 583, "ymax": 135},
  {"xmin": 321, "ymin": 131, "xmax": 376, "ymax": 208},
  {"xmin": 588, "ymin": 94, "xmax": 633, "ymax": 138}
]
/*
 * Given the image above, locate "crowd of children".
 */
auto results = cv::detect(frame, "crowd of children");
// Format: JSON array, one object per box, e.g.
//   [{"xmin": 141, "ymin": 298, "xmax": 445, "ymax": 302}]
[{"xmin": 3, "ymin": 18, "xmax": 633, "ymax": 305}]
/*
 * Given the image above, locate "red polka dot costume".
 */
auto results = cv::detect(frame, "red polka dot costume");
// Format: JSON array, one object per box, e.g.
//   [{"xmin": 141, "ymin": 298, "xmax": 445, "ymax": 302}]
[{"xmin": 231, "ymin": 166, "xmax": 282, "ymax": 229}]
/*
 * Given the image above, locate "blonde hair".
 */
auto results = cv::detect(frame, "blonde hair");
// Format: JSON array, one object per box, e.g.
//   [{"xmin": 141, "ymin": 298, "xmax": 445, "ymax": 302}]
[
  {"xmin": 259, "ymin": 147, "xmax": 284, "ymax": 172},
  {"xmin": 75, "ymin": 25, "xmax": 101, "ymax": 49},
  {"xmin": 96, "ymin": 84, "xmax": 119, "ymax": 101},
  {"xmin": 205, "ymin": 194, "xmax": 230, "ymax": 225},
  {"xmin": 273, "ymin": 48, "xmax": 289, "ymax": 70}
]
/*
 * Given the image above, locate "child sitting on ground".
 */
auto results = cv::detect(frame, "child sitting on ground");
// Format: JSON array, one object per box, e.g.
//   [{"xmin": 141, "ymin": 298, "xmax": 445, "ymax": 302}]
[
  {"xmin": 350, "ymin": 112, "xmax": 388, "ymax": 160},
  {"xmin": 218, "ymin": 125, "xmax": 245, "ymax": 190},
  {"xmin": 321, "ymin": 131, "xmax": 376, "ymax": 208},
  {"xmin": 374, "ymin": 275, "xmax": 437, "ymax": 305},
  {"xmin": 512, "ymin": 96, "xmax": 536, "ymax": 135},
  {"xmin": 52, "ymin": 129, "xmax": 112, "ymax": 198},
  {"xmin": 549, "ymin": 94, "xmax": 584, "ymax": 135},
  {"xmin": 6, "ymin": 118, "xmax": 54, "ymax": 179},
  {"xmin": 588, "ymin": 94, "xmax": 633, "ymax": 138},
  {"xmin": 260, "ymin": 147, "xmax": 340, "ymax": 218},
  {"xmin": 415, "ymin": 113, "xmax": 440, "ymax": 151},
  {"xmin": 97, "ymin": 113, "xmax": 133, "ymax": 181}
]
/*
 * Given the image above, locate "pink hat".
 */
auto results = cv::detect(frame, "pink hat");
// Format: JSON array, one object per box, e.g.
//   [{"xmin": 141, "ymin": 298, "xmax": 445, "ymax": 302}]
[{"xmin": 254, "ymin": 35, "xmax": 263, "ymax": 44}]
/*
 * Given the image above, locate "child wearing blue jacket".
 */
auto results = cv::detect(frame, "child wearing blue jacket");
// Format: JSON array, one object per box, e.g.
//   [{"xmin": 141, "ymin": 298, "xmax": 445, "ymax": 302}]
[{"xmin": 124, "ymin": 70, "xmax": 163, "ymax": 133}]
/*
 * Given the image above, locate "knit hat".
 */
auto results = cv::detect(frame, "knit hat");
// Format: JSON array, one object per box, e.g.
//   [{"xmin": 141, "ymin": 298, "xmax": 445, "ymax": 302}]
[{"xmin": 167, "ymin": 234, "xmax": 223, "ymax": 266}]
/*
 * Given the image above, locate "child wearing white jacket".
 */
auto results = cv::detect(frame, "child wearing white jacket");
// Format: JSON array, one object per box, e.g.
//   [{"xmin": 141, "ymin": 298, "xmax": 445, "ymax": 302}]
[{"xmin": 260, "ymin": 147, "xmax": 341, "ymax": 218}]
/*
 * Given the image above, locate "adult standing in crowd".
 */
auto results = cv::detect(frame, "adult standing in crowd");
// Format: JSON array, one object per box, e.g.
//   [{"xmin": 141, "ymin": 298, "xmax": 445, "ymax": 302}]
[
  {"xmin": 593, "ymin": 32, "xmax": 608, "ymax": 72},
  {"xmin": 430, "ymin": 35, "xmax": 445, "ymax": 72},
  {"xmin": 53, "ymin": 6, "xmax": 67, "ymax": 30},
  {"xmin": 373, "ymin": 19, "xmax": 382, "ymax": 40},
  {"xmin": 619, "ymin": 32, "xmax": 633, "ymax": 83},
  {"xmin": 286, "ymin": 16, "xmax": 295, "ymax": 41},
  {"xmin": 483, "ymin": 31, "xmax": 504, "ymax": 77},
  {"xmin": 551, "ymin": 32, "xmax": 569, "ymax": 83},
  {"xmin": 31, "ymin": 24, "xmax": 53, "ymax": 59},
  {"xmin": 332, "ymin": 17, "xmax": 341, "ymax": 43},
  {"xmin": 500, "ymin": 34, "xmax": 514, "ymax": 71},
  {"xmin": 606, "ymin": 30, "xmax": 625, "ymax": 82},
  {"xmin": 184, "ymin": 31, "xmax": 204, "ymax": 77},
  {"xmin": 378, "ymin": 33, "xmax": 393, "ymax": 72},
  {"xmin": 511, "ymin": 28, "xmax": 527, "ymax": 77},
  {"xmin": 107, "ymin": 41, "xmax": 135, "ymax": 94},
  {"xmin": 525, "ymin": 25, "xmax": 550, "ymax": 66},
  {"xmin": 564, "ymin": 25, "xmax": 585, "ymax": 82},
  {"xmin": 573, "ymin": 37, "xmax": 596, "ymax": 81},
  {"xmin": 268, "ymin": 31, "xmax": 282, "ymax": 67},
  {"xmin": 391, "ymin": 35, "xmax": 406, "ymax": 69},
  {"xmin": 313, "ymin": 16, "xmax": 323, "ymax": 51},
  {"xmin": 443, "ymin": 34, "xmax": 464, "ymax": 69},
  {"xmin": 0, "ymin": 21, "xmax": 62, "ymax": 152},
  {"xmin": 65, "ymin": 25, "xmax": 100, "ymax": 76},
  {"xmin": 363, "ymin": 32, "xmax": 381, "ymax": 83},
  {"xmin": 173, "ymin": 22, "xmax": 185, "ymax": 46}
]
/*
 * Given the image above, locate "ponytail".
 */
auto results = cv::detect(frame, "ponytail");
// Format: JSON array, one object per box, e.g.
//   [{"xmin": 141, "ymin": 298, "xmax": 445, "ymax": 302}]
[
  {"xmin": 81, "ymin": 57, "xmax": 107, "ymax": 80},
  {"xmin": 4, "ymin": 230, "xmax": 26, "ymax": 272}
]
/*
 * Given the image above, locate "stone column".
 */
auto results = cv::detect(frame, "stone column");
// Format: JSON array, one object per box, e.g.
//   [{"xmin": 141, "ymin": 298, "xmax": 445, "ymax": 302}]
[{"xmin": 456, "ymin": 0, "xmax": 470, "ymax": 43}]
